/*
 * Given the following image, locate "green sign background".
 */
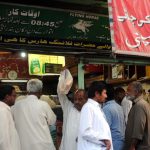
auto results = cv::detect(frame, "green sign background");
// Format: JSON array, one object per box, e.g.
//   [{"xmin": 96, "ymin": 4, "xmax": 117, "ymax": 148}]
[{"xmin": 0, "ymin": 3, "xmax": 111, "ymax": 49}]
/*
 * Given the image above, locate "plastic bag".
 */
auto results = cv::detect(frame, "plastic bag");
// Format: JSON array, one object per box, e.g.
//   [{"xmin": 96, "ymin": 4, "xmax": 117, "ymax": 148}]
[{"xmin": 57, "ymin": 69, "xmax": 73, "ymax": 94}]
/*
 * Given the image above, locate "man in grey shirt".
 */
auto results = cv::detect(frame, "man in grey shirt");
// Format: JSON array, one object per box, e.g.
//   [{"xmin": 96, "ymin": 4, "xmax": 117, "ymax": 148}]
[{"xmin": 124, "ymin": 81, "xmax": 150, "ymax": 150}]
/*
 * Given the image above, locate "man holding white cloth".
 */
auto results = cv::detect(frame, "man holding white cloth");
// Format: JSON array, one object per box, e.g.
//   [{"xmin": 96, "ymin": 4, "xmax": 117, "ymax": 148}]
[{"xmin": 57, "ymin": 69, "xmax": 87, "ymax": 150}]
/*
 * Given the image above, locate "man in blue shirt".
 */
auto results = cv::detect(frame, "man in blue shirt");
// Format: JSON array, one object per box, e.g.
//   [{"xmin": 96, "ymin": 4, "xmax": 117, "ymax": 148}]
[{"xmin": 103, "ymin": 84, "xmax": 125, "ymax": 150}]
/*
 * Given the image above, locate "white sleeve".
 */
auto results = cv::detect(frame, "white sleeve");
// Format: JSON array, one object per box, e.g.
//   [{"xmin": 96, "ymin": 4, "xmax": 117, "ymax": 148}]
[
  {"xmin": 44, "ymin": 103, "xmax": 56, "ymax": 125},
  {"xmin": 57, "ymin": 92, "xmax": 72, "ymax": 111},
  {"xmin": 57, "ymin": 69, "xmax": 73, "ymax": 110},
  {"xmin": 0, "ymin": 109, "xmax": 12, "ymax": 150},
  {"xmin": 79, "ymin": 105, "xmax": 109, "ymax": 145}
]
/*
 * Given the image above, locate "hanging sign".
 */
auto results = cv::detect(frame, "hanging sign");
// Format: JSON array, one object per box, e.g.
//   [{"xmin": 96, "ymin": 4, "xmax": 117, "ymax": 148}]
[
  {"xmin": 109, "ymin": 0, "xmax": 150, "ymax": 57},
  {"xmin": 0, "ymin": 2, "xmax": 111, "ymax": 50}
]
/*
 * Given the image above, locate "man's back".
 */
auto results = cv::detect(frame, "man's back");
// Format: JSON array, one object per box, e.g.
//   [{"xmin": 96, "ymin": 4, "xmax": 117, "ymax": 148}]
[
  {"xmin": 0, "ymin": 101, "xmax": 20, "ymax": 150},
  {"xmin": 103, "ymin": 100, "xmax": 125, "ymax": 150},
  {"xmin": 12, "ymin": 95, "xmax": 56, "ymax": 150}
]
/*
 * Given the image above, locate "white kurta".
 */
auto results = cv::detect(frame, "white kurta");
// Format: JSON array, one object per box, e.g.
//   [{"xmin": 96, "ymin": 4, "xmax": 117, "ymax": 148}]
[
  {"xmin": 58, "ymin": 93, "xmax": 80, "ymax": 150},
  {"xmin": 12, "ymin": 95, "xmax": 56, "ymax": 150},
  {"xmin": 77, "ymin": 99, "xmax": 113, "ymax": 150},
  {"xmin": 0, "ymin": 101, "xmax": 20, "ymax": 150},
  {"xmin": 121, "ymin": 96, "xmax": 132, "ymax": 125}
]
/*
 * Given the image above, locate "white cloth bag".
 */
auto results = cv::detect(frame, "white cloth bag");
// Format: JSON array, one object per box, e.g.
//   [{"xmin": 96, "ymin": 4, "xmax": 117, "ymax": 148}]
[{"xmin": 57, "ymin": 69, "xmax": 73, "ymax": 94}]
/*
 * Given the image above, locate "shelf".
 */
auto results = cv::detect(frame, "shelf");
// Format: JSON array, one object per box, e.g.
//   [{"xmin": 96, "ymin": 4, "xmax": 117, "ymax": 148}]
[
  {"xmin": 106, "ymin": 78, "xmax": 136, "ymax": 85},
  {"xmin": 1, "ymin": 79, "xmax": 28, "ymax": 83},
  {"xmin": 85, "ymin": 75, "xmax": 104, "ymax": 87},
  {"xmin": 137, "ymin": 77, "xmax": 150, "ymax": 83}
]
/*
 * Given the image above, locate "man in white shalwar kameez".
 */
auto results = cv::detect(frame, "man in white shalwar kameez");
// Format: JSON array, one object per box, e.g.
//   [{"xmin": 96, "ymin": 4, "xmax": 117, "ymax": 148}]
[
  {"xmin": 77, "ymin": 81, "xmax": 113, "ymax": 150},
  {"xmin": 0, "ymin": 85, "xmax": 20, "ymax": 150},
  {"xmin": 57, "ymin": 69, "xmax": 87, "ymax": 150},
  {"xmin": 121, "ymin": 96, "xmax": 132, "ymax": 125},
  {"xmin": 12, "ymin": 79, "xmax": 56, "ymax": 150}
]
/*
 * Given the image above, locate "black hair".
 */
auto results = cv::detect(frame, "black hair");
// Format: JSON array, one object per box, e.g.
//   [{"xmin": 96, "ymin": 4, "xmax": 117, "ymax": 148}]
[
  {"xmin": 114, "ymin": 87, "xmax": 125, "ymax": 97},
  {"xmin": 0, "ymin": 85, "xmax": 15, "ymax": 101},
  {"xmin": 105, "ymin": 84, "xmax": 115, "ymax": 101},
  {"xmin": 67, "ymin": 89, "xmax": 87, "ymax": 103},
  {"xmin": 114, "ymin": 87, "xmax": 125, "ymax": 104},
  {"xmin": 88, "ymin": 81, "xmax": 106, "ymax": 98}
]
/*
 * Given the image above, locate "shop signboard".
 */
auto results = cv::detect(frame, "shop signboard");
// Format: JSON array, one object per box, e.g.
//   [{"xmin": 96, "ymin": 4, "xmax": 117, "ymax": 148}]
[
  {"xmin": 44, "ymin": 63, "xmax": 62, "ymax": 74},
  {"xmin": 0, "ymin": 3, "xmax": 111, "ymax": 50},
  {"xmin": 50, "ymin": 0, "xmax": 107, "ymax": 6},
  {"xmin": 28, "ymin": 54, "xmax": 65, "ymax": 75},
  {"xmin": 109, "ymin": 0, "xmax": 150, "ymax": 57}
]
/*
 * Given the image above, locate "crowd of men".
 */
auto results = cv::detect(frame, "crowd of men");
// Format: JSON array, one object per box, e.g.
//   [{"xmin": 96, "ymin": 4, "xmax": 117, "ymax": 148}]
[{"xmin": 0, "ymin": 69, "xmax": 150, "ymax": 150}]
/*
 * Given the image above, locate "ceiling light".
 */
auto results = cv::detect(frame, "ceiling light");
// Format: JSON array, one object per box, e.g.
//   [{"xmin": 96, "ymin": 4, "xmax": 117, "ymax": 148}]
[{"xmin": 21, "ymin": 52, "xmax": 26, "ymax": 58}]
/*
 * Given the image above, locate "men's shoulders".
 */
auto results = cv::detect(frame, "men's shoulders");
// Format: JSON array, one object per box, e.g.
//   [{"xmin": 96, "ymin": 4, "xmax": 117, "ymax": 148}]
[
  {"xmin": 0, "ymin": 102, "xmax": 11, "ymax": 119},
  {"xmin": 136, "ymin": 99, "xmax": 150, "ymax": 110},
  {"xmin": 131, "ymin": 99, "xmax": 150, "ymax": 118},
  {"xmin": 0, "ymin": 101, "xmax": 8, "ymax": 106},
  {"xmin": 103, "ymin": 100, "xmax": 114, "ymax": 106},
  {"xmin": 0, "ymin": 101, "xmax": 10, "ymax": 111},
  {"xmin": 83, "ymin": 101, "xmax": 92, "ymax": 107},
  {"xmin": 121, "ymin": 97, "xmax": 132, "ymax": 106},
  {"xmin": 103, "ymin": 100, "xmax": 117, "ymax": 110},
  {"xmin": 39, "ymin": 99, "xmax": 51, "ymax": 108},
  {"xmin": 0, "ymin": 106, "xmax": 9, "ymax": 114},
  {"xmin": 39, "ymin": 100, "xmax": 56, "ymax": 114},
  {"xmin": 82, "ymin": 101, "xmax": 96, "ymax": 111}
]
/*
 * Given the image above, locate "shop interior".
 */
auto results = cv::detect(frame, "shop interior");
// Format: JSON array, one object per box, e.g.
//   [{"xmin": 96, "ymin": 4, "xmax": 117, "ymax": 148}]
[{"xmin": 1, "ymin": 48, "xmax": 150, "ymax": 149}]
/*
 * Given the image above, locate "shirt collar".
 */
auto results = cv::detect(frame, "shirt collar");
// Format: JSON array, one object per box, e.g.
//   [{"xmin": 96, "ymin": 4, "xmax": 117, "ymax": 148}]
[
  {"xmin": 88, "ymin": 98, "xmax": 102, "ymax": 107},
  {"xmin": 105, "ymin": 100, "xmax": 115, "ymax": 104},
  {"xmin": 133, "ymin": 95, "xmax": 143, "ymax": 104},
  {"xmin": 0, "ymin": 101, "xmax": 10, "ymax": 110},
  {"xmin": 27, "ymin": 95, "xmax": 39, "ymax": 99}
]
